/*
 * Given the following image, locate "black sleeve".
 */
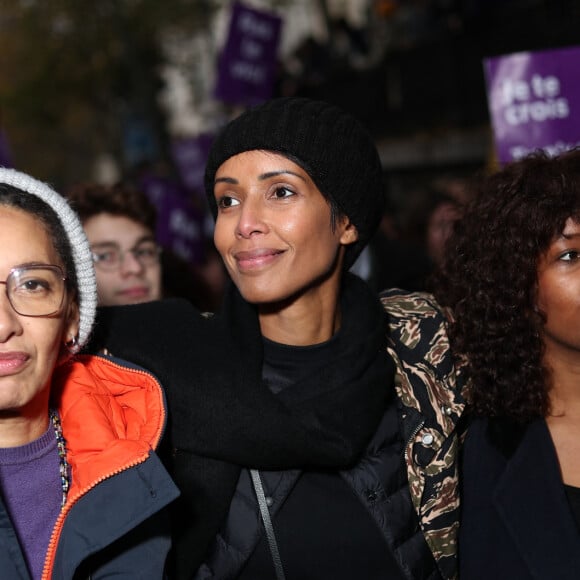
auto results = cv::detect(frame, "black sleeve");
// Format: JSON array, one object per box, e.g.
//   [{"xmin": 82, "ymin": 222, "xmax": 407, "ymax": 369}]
[
  {"xmin": 85, "ymin": 299, "xmax": 224, "ymax": 451},
  {"xmin": 86, "ymin": 299, "xmax": 201, "ymax": 370},
  {"xmin": 86, "ymin": 300, "xmax": 239, "ymax": 577}
]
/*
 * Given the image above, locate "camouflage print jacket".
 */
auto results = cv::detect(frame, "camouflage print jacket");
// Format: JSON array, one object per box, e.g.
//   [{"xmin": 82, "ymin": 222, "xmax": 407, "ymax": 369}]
[{"xmin": 380, "ymin": 289, "xmax": 466, "ymax": 580}]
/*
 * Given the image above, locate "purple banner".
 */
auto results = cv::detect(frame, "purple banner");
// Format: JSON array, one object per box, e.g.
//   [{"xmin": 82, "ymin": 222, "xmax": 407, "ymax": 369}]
[
  {"xmin": 138, "ymin": 174, "xmax": 205, "ymax": 266},
  {"xmin": 485, "ymin": 46, "xmax": 580, "ymax": 163},
  {"xmin": 214, "ymin": 1, "xmax": 282, "ymax": 106},
  {"xmin": 171, "ymin": 133, "xmax": 214, "ymax": 198}
]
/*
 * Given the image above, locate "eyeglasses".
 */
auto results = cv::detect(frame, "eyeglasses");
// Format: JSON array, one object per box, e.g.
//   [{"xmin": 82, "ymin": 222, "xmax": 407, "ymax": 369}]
[
  {"xmin": 0, "ymin": 265, "xmax": 67, "ymax": 317},
  {"xmin": 91, "ymin": 241, "xmax": 162, "ymax": 271}
]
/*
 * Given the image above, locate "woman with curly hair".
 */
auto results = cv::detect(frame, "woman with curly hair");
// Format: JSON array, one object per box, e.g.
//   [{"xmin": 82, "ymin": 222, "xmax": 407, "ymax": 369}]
[{"xmin": 435, "ymin": 148, "xmax": 580, "ymax": 579}]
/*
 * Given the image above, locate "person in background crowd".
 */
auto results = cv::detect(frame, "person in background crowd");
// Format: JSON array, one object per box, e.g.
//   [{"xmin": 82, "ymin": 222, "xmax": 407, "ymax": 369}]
[
  {"xmin": 405, "ymin": 189, "xmax": 464, "ymax": 270},
  {"xmin": 350, "ymin": 200, "xmax": 433, "ymax": 293},
  {"xmin": 66, "ymin": 183, "xmax": 163, "ymax": 306},
  {"xmin": 189, "ymin": 240, "xmax": 228, "ymax": 312},
  {"xmin": 159, "ymin": 245, "xmax": 223, "ymax": 312},
  {"xmin": 424, "ymin": 193, "xmax": 463, "ymax": 267},
  {"xmin": 89, "ymin": 97, "xmax": 465, "ymax": 580},
  {"xmin": 0, "ymin": 168, "xmax": 178, "ymax": 579},
  {"xmin": 435, "ymin": 149, "xmax": 580, "ymax": 579}
]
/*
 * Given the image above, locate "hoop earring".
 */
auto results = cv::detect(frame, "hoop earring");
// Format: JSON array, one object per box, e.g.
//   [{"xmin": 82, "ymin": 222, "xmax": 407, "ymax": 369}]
[{"xmin": 65, "ymin": 335, "xmax": 79, "ymax": 353}]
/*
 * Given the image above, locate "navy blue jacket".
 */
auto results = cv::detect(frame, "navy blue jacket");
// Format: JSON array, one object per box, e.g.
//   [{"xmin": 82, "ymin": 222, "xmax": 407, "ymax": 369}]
[{"xmin": 460, "ymin": 417, "xmax": 580, "ymax": 579}]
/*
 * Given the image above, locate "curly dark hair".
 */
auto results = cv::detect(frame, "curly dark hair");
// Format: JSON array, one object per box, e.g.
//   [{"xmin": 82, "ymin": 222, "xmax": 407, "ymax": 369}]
[
  {"xmin": 65, "ymin": 182, "xmax": 156, "ymax": 232},
  {"xmin": 434, "ymin": 149, "xmax": 580, "ymax": 421}
]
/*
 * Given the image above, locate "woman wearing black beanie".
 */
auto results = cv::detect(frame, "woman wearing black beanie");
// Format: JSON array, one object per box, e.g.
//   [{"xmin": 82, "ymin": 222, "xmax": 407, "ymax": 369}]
[{"xmin": 90, "ymin": 97, "xmax": 465, "ymax": 580}]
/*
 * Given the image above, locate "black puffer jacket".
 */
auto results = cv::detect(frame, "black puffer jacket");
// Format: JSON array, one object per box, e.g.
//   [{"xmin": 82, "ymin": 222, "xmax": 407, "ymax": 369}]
[{"xmin": 196, "ymin": 396, "xmax": 439, "ymax": 579}]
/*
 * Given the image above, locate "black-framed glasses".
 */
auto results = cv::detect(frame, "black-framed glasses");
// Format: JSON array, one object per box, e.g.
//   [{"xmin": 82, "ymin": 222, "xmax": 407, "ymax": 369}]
[
  {"xmin": 91, "ymin": 240, "xmax": 162, "ymax": 271},
  {"xmin": 0, "ymin": 265, "xmax": 67, "ymax": 317}
]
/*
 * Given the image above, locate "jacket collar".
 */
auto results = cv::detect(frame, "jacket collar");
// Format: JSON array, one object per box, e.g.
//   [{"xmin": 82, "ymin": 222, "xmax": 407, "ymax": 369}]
[
  {"xmin": 493, "ymin": 418, "xmax": 580, "ymax": 579},
  {"xmin": 52, "ymin": 354, "xmax": 166, "ymax": 495}
]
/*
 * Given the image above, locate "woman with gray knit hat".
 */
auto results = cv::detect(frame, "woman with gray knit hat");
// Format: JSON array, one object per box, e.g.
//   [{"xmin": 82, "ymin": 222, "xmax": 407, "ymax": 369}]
[
  {"xmin": 0, "ymin": 168, "xmax": 179, "ymax": 579},
  {"xmin": 91, "ymin": 97, "xmax": 465, "ymax": 580}
]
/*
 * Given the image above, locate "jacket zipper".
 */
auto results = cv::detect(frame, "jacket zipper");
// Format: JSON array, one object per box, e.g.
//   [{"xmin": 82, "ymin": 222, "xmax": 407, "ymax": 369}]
[
  {"xmin": 41, "ymin": 454, "xmax": 149, "ymax": 580},
  {"xmin": 404, "ymin": 419, "xmax": 425, "ymax": 463},
  {"xmin": 41, "ymin": 357, "xmax": 166, "ymax": 579}
]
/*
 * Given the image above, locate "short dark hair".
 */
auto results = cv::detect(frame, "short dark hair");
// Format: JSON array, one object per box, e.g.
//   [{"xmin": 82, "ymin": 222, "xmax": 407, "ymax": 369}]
[
  {"xmin": 0, "ymin": 183, "xmax": 77, "ymax": 295},
  {"xmin": 66, "ymin": 182, "xmax": 157, "ymax": 232},
  {"xmin": 434, "ymin": 149, "xmax": 580, "ymax": 421}
]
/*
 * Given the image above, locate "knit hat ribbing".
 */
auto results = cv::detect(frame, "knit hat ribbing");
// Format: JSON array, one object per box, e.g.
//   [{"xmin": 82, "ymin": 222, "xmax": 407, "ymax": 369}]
[
  {"xmin": 0, "ymin": 168, "xmax": 97, "ymax": 348},
  {"xmin": 204, "ymin": 97, "xmax": 385, "ymax": 269}
]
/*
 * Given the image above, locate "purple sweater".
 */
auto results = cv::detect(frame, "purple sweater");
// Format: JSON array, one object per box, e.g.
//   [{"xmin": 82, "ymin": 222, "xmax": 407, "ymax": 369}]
[{"xmin": 0, "ymin": 424, "xmax": 62, "ymax": 579}]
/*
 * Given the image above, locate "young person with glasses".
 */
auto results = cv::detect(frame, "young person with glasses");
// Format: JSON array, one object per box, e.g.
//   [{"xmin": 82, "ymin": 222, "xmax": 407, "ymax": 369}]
[
  {"xmin": 0, "ymin": 168, "xmax": 178, "ymax": 579},
  {"xmin": 66, "ymin": 183, "xmax": 162, "ymax": 306}
]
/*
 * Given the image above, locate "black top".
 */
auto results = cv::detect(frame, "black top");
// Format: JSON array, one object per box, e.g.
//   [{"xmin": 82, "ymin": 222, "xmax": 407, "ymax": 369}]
[
  {"xmin": 261, "ymin": 334, "xmax": 339, "ymax": 393},
  {"xmin": 238, "ymin": 337, "xmax": 403, "ymax": 580},
  {"xmin": 565, "ymin": 485, "xmax": 580, "ymax": 531}
]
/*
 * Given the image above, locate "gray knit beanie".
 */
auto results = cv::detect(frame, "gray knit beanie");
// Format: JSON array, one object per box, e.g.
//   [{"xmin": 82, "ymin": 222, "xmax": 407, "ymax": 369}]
[
  {"xmin": 0, "ymin": 168, "xmax": 97, "ymax": 349},
  {"xmin": 204, "ymin": 97, "xmax": 385, "ymax": 270}
]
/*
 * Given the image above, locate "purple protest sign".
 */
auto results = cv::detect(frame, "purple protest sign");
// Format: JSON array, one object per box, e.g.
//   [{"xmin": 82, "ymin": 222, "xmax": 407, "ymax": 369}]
[
  {"xmin": 214, "ymin": 1, "xmax": 282, "ymax": 106},
  {"xmin": 138, "ymin": 174, "xmax": 205, "ymax": 266},
  {"xmin": 171, "ymin": 133, "xmax": 214, "ymax": 199},
  {"xmin": 484, "ymin": 46, "xmax": 580, "ymax": 164}
]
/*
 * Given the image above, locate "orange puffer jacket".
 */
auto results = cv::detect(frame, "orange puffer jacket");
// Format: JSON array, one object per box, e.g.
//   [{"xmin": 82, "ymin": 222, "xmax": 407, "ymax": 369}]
[{"xmin": 1, "ymin": 354, "xmax": 180, "ymax": 580}]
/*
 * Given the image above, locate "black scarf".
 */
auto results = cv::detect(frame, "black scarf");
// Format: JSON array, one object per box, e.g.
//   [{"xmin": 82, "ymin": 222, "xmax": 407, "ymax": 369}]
[{"xmin": 90, "ymin": 273, "xmax": 394, "ymax": 578}]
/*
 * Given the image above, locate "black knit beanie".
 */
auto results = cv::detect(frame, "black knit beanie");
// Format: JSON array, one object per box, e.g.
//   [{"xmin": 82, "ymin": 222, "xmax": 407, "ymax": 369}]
[{"xmin": 204, "ymin": 97, "xmax": 385, "ymax": 270}]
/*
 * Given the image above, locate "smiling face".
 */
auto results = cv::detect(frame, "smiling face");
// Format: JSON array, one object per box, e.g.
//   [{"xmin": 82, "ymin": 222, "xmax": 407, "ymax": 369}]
[
  {"xmin": 536, "ymin": 217, "xmax": 580, "ymax": 361},
  {"xmin": 83, "ymin": 213, "xmax": 162, "ymax": 306},
  {"xmin": 0, "ymin": 206, "xmax": 78, "ymax": 416},
  {"xmin": 213, "ymin": 150, "xmax": 358, "ymax": 310}
]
